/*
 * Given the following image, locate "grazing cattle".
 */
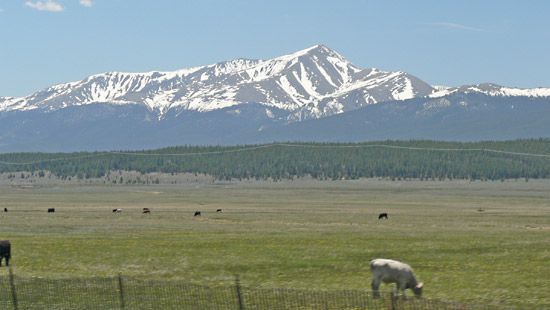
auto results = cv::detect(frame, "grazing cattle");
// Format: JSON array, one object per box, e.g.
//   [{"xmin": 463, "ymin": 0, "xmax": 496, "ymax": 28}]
[
  {"xmin": 216, "ymin": 209, "xmax": 222, "ymax": 213},
  {"xmin": 194, "ymin": 211, "xmax": 201, "ymax": 217},
  {"xmin": 47, "ymin": 208, "xmax": 55, "ymax": 213},
  {"xmin": 113, "ymin": 208, "xmax": 122, "ymax": 213},
  {"xmin": 143, "ymin": 208, "xmax": 151, "ymax": 214},
  {"xmin": 370, "ymin": 258, "xmax": 423, "ymax": 298},
  {"xmin": 0, "ymin": 240, "xmax": 11, "ymax": 267},
  {"xmin": 3, "ymin": 208, "xmax": 7, "ymax": 212},
  {"xmin": 378, "ymin": 213, "xmax": 388, "ymax": 220}
]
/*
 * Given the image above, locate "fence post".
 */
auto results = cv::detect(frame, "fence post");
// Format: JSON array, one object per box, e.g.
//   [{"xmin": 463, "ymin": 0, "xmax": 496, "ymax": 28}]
[
  {"xmin": 235, "ymin": 275, "xmax": 244, "ymax": 310},
  {"xmin": 8, "ymin": 267, "xmax": 18, "ymax": 310},
  {"xmin": 390, "ymin": 291, "xmax": 397, "ymax": 310},
  {"xmin": 118, "ymin": 273, "xmax": 125, "ymax": 310}
]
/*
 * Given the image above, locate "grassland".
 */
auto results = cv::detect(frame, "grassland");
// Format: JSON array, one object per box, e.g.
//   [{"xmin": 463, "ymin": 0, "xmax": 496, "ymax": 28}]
[{"xmin": 0, "ymin": 179, "xmax": 549, "ymax": 308}]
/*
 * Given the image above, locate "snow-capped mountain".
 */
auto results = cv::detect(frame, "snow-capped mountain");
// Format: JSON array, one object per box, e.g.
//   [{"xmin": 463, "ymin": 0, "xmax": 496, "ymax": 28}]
[
  {"xmin": 0, "ymin": 45, "xmax": 435, "ymax": 120},
  {"xmin": 429, "ymin": 83, "xmax": 550, "ymax": 98},
  {"xmin": 1, "ymin": 44, "xmax": 550, "ymax": 152}
]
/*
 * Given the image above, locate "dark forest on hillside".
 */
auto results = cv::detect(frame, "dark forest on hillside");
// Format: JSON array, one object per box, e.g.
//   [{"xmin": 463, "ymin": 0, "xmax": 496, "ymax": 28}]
[{"xmin": 1, "ymin": 140, "xmax": 550, "ymax": 181}]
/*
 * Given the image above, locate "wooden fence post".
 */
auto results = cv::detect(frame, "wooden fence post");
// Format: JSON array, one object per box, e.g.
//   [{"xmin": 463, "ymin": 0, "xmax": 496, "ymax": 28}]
[
  {"xmin": 235, "ymin": 275, "xmax": 244, "ymax": 310},
  {"xmin": 390, "ymin": 291, "xmax": 397, "ymax": 310},
  {"xmin": 8, "ymin": 267, "xmax": 18, "ymax": 310},
  {"xmin": 118, "ymin": 273, "xmax": 125, "ymax": 310}
]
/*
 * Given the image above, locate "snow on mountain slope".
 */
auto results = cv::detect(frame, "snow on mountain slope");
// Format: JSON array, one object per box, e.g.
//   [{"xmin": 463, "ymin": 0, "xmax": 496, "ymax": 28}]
[
  {"xmin": 429, "ymin": 83, "xmax": 550, "ymax": 98},
  {"xmin": 0, "ymin": 45, "xmax": 437, "ymax": 121},
  {"xmin": 6, "ymin": 45, "xmax": 547, "ymax": 123}
]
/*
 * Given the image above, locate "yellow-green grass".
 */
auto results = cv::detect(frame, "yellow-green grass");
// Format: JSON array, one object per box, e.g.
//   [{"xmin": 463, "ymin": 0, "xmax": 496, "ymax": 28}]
[{"xmin": 0, "ymin": 179, "xmax": 549, "ymax": 308}]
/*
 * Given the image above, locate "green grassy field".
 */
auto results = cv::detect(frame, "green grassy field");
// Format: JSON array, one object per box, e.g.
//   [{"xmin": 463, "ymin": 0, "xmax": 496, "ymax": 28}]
[{"xmin": 0, "ymin": 179, "xmax": 549, "ymax": 308}]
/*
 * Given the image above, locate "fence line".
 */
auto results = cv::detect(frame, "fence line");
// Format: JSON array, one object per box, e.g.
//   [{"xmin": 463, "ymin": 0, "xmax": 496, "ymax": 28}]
[{"xmin": 0, "ymin": 271, "xmax": 507, "ymax": 310}]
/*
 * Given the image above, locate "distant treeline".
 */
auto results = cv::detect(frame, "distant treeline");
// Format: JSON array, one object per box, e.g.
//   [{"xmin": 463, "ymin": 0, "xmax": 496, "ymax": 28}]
[{"xmin": 1, "ymin": 139, "xmax": 550, "ymax": 181}]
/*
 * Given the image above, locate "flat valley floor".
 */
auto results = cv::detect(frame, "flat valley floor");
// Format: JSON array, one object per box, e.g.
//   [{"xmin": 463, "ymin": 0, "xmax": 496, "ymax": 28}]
[{"xmin": 0, "ymin": 179, "xmax": 549, "ymax": 308}]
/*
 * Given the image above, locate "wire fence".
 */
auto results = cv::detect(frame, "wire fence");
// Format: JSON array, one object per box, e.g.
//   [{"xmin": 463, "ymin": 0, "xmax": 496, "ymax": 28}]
[{"xmin": 0, "ymin": 270, "xmax": 503, "ymax": 310}]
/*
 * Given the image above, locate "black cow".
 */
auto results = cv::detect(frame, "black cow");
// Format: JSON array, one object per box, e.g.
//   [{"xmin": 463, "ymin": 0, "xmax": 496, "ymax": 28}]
[
  {"xmin": 216, "ymin": 209, "xmax": 223, "ymax": 213},
  {"xmin": 194, "ymin": 211, "xmax": 201, "ymax": 217},
  {"xmin": 0, "ymin": 240, "xmax": 11, "ymax": 267},
  {"xmin": 378, "ymin": 213, "xmax": 388, "ymax": 220},
  {"xmin": 143, "ymin": 208, "xmax": 151, "ymax": 214},
  {"xmin": 48, "ymin": 208, "xmax": 55, "ymax": 213},
  {"xmin": 3, "ymin": 208, "xmax": 7, "ymax": 212}
]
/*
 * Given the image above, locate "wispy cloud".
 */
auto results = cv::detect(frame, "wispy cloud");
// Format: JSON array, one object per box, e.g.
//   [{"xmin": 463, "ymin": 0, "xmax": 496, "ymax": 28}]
[
  {"xmin": 428, "ymin": 22, "xmax": 484, "ymax": 32},
  {"xmin": 25, "ymin": 1, "xmax": 64, "ymax": 12},
  {"xmin": 79, "ymin": 0, "xmax": 93, "ymax": 7}
]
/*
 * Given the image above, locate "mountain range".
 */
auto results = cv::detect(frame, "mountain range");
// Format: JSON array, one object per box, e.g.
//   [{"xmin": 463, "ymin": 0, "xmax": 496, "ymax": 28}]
[{"xmin": 1, "ymin": 45, "xmax": 549, "ymax": 152}]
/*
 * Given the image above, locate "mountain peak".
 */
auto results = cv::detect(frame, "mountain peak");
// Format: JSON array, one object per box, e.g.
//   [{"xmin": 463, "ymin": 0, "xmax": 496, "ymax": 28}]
[
  {"xmin": 0, "ymin": 44, "xmax": 437, "ymax": 116},
  {"xmin": 273, "ymin": 44, "xmax": 344, "ymax": 62},
  {"xmin": 298, "ymin": 44, "xmax": 333, "ymax": 53},
  {"xmin": 17, "ymin": 45, "xmax": 550, "ymax": 119}
]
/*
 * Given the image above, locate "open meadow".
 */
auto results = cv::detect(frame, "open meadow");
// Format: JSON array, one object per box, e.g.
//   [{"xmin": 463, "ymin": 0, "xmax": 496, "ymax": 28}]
[{"xmin": 0, "ymin": 178, "xmax": 549, "ymax": 309}]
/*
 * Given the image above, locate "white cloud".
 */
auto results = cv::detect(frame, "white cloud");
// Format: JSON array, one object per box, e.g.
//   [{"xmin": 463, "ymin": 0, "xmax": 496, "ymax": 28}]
[
  {"xmin": 429, "ymin": 22, "xmax": 484, "ymax": 32},
  {"xmin": 25, "ymin": 1, "xmax": 64, "ymax": 12},
  {"xmin": 79, "ymin": 0, "xmax": 93, "ymax": 7}
]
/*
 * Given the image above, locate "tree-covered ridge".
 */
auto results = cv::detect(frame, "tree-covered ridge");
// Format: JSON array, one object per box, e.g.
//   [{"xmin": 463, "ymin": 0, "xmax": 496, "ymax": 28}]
[{"xmin": 1, "ymin": 139, "xmax": 550, "ymax": 181}]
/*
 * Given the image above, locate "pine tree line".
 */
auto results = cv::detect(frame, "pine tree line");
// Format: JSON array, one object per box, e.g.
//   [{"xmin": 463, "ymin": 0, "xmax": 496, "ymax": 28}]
[{"xmin": 1, "ymin": 139, "xmax": 550, "ymax": 181}]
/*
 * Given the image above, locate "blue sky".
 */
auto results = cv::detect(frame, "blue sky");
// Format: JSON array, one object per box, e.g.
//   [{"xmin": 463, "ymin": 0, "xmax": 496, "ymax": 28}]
[{"xmin": 1, "ymin": 0, "xmax": 549, "ymax": 97}]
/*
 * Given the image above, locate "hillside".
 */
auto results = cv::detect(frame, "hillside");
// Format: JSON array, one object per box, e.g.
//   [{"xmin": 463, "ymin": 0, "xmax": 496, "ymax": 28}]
[{"xmin": 1, "ymin": 140, "xmax": 550, "ymax": 181}]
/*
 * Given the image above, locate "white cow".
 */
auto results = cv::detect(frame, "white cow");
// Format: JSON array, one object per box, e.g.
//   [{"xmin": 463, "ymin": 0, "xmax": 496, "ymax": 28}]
[{"xmin": 370, "ymin": 258, "xmax": 423, "ymax": 298}]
